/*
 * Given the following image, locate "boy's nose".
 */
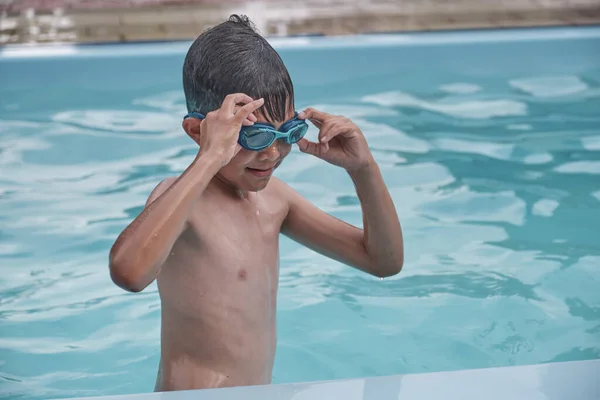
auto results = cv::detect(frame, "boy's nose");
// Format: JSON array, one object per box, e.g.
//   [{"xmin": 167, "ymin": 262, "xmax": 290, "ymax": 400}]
[{"xmin": 259, "ymin": 141, "xmax": 281, "ymax": 161}]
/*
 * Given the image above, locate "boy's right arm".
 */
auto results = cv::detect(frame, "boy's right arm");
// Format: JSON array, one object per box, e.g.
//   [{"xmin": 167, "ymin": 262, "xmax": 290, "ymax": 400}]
[
  {"xmin": 109, "ymin": 154, "xmax": 222, "ymax": 292},
  {"xmin": 108, "ymin": 93, "xmax": 264, "ymax": 292}
]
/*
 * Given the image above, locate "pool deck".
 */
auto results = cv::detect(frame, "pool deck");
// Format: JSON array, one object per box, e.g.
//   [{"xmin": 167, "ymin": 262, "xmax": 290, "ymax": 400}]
[
  {"xmin": 1, "ymin": 0, "xmax": 600, "ymax": 45},
  {"xmin": 54, "ymin": 359, "xmax": 600, "ymax": 400}
]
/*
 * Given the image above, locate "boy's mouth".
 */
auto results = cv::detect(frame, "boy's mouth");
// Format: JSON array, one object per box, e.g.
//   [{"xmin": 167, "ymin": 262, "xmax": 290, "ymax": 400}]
[
  {"xmin": 246, "ymin": 161, "xmax": 280, "ymax": 178},
  {"xmin": 246, "ymin": 166, "xmax": 274, "ymax": 177}
]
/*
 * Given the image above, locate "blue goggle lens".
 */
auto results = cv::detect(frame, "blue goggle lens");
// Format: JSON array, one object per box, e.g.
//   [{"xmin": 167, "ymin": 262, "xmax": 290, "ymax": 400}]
[
  {"xmin": 244, "ymin": 128, "xmax": 274, "ymax": 149},
  {"xmin": 241, "ymin": 123, "xmax": 308, "ymax": 150},
  {"xmin": 288, "ymin": 124, "xmax": 308, "ymax": 143}
]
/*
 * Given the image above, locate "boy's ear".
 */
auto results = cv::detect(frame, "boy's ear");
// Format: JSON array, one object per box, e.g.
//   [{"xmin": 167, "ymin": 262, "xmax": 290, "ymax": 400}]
[{"xmin": 182, "ymin": 118, "xmax": 202, "ymax": 145}]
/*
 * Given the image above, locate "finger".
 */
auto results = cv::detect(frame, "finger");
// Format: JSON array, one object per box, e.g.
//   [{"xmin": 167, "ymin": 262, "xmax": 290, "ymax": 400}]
[
  {"xmin": 300, "ymin": 109, "xmax": 329, "ymax": 128},
  {"xmin": 234, "ymin": 98, "xmax": 264, "ymax": 124},
  {"xmin": 222, "ymin": 93, "xmax": 255, "ymax": 115},
  {"xmin": 297, "ymin": 138, "xmax": 329, "ymax": 157},
  {"xmin": 318, "ymin": 120, "xmax": 339, "ymax": 143},
  {"xmin": 322, "ymin": 123, "xmax": 345, "ymax": 143},
  {"xmin": 311, "ymin": 118, "xmax": 323, "ymax": 129},
  {"xmin": 233, "ymin": 103, "xmax": 258, "ymax": 121},
  {"xmin": 234, "ymin": 104, "xmax": 258, "ymax": 125},
  {"xmin": 296, "ymin": 138, "xmax": 321, "ymax": 157},
  {"xmin": 306, "ymin": 118, "xmax": 323, "ymax": 129},
  {"xmin": 299, "ymin": 107, "xmax": 329, "ymax": 122}
]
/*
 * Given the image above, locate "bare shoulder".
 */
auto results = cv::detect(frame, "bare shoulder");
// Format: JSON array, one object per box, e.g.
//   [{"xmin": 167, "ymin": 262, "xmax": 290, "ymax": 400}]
[
  {"xmin": 267, "ymin": 177, "xmax": 298, "ymax": 202},
  {"xmin": 145, "ymin": 176, "xmax": 179, "ymax": 207},
  {"xmin": 266, "ymin": 176, "xmax": 318, "ymax": 220}
]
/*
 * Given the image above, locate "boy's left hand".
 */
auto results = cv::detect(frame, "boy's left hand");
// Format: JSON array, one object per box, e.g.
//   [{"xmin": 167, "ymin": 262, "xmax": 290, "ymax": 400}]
[{"xmin": 297, "ymin": 108, "xmax": 374, "ymax": 171}]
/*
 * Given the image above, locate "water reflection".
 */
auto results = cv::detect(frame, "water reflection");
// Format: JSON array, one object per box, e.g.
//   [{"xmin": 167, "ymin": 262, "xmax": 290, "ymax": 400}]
[{"xmin": 1, "ymin": 62, "xmax": 599, "ymax": 399}]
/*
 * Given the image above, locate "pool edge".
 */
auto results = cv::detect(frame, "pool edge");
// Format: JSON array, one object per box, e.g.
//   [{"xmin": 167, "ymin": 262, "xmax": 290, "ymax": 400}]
[
  {"xmin": 50, "ymin": 359, "xmax": 600, "ymax": 400},
  {"xmin": 1, "ymin": 24, "xmax": 600, "ymax": 60}
]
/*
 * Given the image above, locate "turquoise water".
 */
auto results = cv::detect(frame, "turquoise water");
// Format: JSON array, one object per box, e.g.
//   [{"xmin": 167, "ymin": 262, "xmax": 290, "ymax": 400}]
[{"xmin": 1, "ymin": 27, "xmax": 599, "ymax": 399}]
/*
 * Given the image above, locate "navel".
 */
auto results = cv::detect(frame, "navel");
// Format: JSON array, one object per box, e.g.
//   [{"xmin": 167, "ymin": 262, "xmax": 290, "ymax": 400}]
[{"xmin": 238, "ymin": 269, "xmax": 248, "ymax": 281}]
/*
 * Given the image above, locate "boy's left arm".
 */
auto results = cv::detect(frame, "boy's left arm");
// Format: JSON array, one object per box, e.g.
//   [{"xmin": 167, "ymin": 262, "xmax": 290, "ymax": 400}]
[{"xmin": 279, "ymin": 108, "xmax": 404, "ymax": 278}]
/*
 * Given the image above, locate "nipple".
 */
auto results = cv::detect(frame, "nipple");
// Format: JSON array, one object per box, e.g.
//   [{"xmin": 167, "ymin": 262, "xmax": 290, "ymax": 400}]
[{"xmin": 238, "ymin": 269, "xmax": 248, "ymax": 281}]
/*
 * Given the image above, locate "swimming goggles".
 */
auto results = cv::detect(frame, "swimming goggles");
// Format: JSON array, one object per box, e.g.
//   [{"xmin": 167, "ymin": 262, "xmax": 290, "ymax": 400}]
[{"xmin": 183, "ymin": 111, "xmax": 309, "ymax": 151}]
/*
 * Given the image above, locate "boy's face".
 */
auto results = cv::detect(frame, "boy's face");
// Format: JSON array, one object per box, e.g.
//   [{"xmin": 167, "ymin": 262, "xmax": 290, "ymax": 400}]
[{"xmin": 217, "ymin": 109, "xmax": 295, "ymax": 192}]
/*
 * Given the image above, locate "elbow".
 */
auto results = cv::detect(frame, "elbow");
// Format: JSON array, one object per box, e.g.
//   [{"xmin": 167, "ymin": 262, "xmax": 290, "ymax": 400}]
[
  {"xmin": 370, "ymin": 256, "xmax": 404, "ymax": 278},
  {"xmin": 109, "ymin": 264, "xmax": 146, "ymax": 293},
  {"xmin": 109, "ymin": 252, "xmax": 148, "ymax": 293},
  {"xmin": 372, "ymin": 265, "xmax": 402, "ymax": 278}
]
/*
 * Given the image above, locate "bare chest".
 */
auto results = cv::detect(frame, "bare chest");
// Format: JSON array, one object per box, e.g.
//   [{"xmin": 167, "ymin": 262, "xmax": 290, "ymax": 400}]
[{"xmin": 157, "ymin": 190, "xmax": 288, "ymax": 315}]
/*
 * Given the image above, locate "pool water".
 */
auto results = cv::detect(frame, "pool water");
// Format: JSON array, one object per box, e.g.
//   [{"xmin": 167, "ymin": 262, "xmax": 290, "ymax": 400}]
[{"xmin": 1, "ymin": 27, "xmax": 599, "ymax": 399}]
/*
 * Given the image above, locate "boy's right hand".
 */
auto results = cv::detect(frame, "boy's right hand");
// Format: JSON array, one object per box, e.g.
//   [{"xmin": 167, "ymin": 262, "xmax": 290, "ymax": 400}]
[{"xmin": 197, "ymin": 94, "xmax": 264, "ymax": 167}]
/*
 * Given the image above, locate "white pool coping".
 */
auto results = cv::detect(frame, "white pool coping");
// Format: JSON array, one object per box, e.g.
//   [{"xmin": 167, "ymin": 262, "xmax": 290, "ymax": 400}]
[
  {"xmin": 56, "ymin": 360, "xmax": 599, "ymax": 400},
  {"xmin": 1, "ymin": 25, "xmax": 600, "ymax": 59}
]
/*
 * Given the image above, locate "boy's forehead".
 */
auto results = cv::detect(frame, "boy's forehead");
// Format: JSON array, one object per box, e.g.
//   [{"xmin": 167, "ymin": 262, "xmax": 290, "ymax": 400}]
[{"xmin": 253, "ymin": 108, "xmax": 296, "ymax": 127}]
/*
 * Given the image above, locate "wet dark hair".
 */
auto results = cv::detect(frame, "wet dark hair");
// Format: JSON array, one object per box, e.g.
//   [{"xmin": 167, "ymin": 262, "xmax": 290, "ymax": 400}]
[{"xmin": 182, "ymin": 14, "xmax": 294, "ymax": 122}]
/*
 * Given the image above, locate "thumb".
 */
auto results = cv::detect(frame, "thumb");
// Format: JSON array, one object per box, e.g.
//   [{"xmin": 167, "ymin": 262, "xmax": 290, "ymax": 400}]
[{"xmin": 296, "ymin": 138, "xmax": 320, "ymax": 157}]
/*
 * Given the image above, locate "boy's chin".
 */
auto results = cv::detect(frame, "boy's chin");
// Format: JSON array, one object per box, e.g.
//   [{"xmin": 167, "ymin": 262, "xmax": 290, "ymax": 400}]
[
  {"xmin": 245, "ymin": 177, "xmax": 271, "ymax": 192},
  {"xmin": 241, "ymin": 168, "xmax": 275, "ymax": 191}
]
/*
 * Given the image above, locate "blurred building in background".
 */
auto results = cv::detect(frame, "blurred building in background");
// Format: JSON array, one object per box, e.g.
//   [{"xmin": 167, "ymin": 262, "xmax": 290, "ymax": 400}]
[{"xmin": 1, "ymin": 0, "xmax": 599, "ymax": 45}]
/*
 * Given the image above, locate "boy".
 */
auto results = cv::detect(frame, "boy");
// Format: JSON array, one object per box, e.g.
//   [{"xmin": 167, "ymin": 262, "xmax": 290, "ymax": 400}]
[{"xmin": 109, "ymin": 15, "xmax": 403, "ymax": 392}]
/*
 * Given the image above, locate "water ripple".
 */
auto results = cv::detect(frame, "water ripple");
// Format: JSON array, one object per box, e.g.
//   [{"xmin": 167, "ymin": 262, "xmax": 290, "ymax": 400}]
[
  {"xmin": 1, "ymin": 44, "xmax": 599, "ymax": 399},
  {"xmin": 509, "ymin": 75, "xmax": 589, "ymax": 98},
  {"xmin": 554, "ymin": 161, "xmax": 600, "ymax": 174},
  {"xmin": 52, "ymin": 110, "xmax": 181, "ymax": 134},
  {"xmin": 362, "ymin": 91, "xmax": 527, "ymax": 119}
]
